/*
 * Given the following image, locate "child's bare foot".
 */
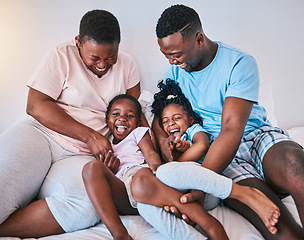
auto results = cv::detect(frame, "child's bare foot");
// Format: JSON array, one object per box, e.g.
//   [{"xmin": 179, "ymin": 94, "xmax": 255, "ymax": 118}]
[{"xmin": 231, "ymin": 184, "xmax": 280, "ymax": 234}]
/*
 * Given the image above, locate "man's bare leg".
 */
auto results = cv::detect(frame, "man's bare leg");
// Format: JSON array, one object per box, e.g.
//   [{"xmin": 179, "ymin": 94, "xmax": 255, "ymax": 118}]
[{"xmin": 263, "ymin": 141, "xmax": 304, "ymax": 226}]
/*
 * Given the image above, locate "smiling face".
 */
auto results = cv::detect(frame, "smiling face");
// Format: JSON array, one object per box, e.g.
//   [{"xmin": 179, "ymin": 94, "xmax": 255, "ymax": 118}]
[
  {"xmin": 76, "ymin": 36, "xmax": 118, "ymax": 77},
  {"xmin": 161, "ymin": 103, "xmax": 193, "ymax": 137},
  {"xmin": 158, "ymin": 31, "xmax": 204, "ymax": 72},
  {"xmin": 106, "ymin": 98, "xmax": 140, "ymax": 144}
]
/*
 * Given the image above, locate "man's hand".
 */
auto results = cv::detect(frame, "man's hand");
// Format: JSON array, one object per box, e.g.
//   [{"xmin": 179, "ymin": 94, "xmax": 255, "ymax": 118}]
[
  {"xmin": 180, "ymin": 190, "xmax": 206, "ymax": 204},
  {"xmin": 163, "ymin": 190, "xmax": 206, "ymax": 226}
]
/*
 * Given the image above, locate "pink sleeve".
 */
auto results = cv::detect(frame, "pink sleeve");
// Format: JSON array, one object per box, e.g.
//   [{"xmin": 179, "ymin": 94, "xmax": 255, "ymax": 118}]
[
  {"xmin": 122, "ymin": 52, "xmax": 140, "ymax": 90},
  {"xmin": 27, "ymin": 48, "xmax": 68, "ymax": 100},
  {"xmin": 133, "ymin": 127, "xmax": 151, "ymax": 145}
]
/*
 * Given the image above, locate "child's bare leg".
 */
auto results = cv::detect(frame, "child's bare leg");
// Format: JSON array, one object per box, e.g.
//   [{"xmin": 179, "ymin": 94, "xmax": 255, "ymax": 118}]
[
  {"xmin": 83, "ymin": 160, "xmax": 136, "ymax": 240},
  {"xmin": 131, "ymin": 168, "xmax": 228, "ymax": 240},
  {"xmin": 229, "ymin": 183, "xmax": 280, "ymax": 234}
]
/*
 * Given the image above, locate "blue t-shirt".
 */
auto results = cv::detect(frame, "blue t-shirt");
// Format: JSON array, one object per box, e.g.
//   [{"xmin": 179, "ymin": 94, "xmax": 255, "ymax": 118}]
[{"xmin": 165, "ymin": 42, "xmax": 271, "ymax": 138}]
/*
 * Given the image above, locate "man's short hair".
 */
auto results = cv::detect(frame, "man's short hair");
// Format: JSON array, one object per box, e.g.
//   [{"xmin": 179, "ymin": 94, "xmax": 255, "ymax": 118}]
[
  {"xmin": 79, "ymin": 9, "xmax": 121, "ymax": 44},
  {"xmin": 156, "ymin": 4, "xmax": 202, "ymax": 40}
]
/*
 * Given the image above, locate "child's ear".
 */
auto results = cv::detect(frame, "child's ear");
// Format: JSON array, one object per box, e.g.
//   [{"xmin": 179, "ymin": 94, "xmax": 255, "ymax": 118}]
[
  {"xmin": 137, "ymin": 118, "xmax": 141, "ymax": 127},
  {"xmin": 75, "ymin": 35, "xmax": 81, "ymax": 47},
  {"xmin": 189, "ymin": 116, "xmax": 194, "ymax": 125}
]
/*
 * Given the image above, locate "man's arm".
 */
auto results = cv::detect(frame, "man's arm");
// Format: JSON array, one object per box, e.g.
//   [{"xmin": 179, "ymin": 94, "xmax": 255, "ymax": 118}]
[
  {"xmin": 152, "ymin": 116, "xmax": 171, "ymax": 162},
  {"xmin": 26, "ymin": 88, "xmax": 112, "ymax": 159},
  {"xmin": 201, "ymin": 97, "xmax": 254, "ymax": 173}
]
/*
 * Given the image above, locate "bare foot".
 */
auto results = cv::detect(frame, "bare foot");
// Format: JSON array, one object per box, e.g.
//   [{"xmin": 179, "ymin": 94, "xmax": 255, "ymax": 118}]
[{"xmin": 231, "ymin": 184, "xmax": 280, "ymax": 234}]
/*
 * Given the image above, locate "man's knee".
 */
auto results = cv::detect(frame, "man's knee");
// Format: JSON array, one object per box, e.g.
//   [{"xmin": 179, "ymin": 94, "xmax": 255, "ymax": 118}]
[{"xmin": 264, "ymin": 142, "xmax": 304, "ymax": 184}]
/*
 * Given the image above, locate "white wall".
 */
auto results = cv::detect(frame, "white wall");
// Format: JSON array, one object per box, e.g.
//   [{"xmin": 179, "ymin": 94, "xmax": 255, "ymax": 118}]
[{"xmin": 1, "ymin": 0, "xmax": 303, "ymax": 133}]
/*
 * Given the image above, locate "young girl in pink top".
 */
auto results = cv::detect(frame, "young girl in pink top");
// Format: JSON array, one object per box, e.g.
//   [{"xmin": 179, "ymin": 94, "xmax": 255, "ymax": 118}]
[{"xmin": 82, "ymin": 94, "xmax": 162, "ymax": 240}]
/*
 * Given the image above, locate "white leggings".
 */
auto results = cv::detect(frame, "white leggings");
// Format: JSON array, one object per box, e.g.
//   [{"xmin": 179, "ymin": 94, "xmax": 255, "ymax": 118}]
[
  {"xmin": 136, "ymin": 162, "xmax": 233, "ymax": 240},
  {"xmin": 0, "ymin": 118, "xmax": 99, "ymax": 232},
  {"xmin": 156, "ymin": 161, "xmax": 233, "ymax": 203}
]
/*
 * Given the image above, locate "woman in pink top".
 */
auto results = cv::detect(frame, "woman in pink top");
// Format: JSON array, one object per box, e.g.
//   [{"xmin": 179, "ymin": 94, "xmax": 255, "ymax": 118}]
[{"xmin": 0, "ymin": 9, "xmax": 146, "ymax": 237}]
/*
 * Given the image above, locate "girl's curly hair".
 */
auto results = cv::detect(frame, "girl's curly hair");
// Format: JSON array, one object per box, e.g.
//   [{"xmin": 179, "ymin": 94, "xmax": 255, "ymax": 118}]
[{"xmin": 152, "ymin": 78, "xmax": 203, "ymax": 128}]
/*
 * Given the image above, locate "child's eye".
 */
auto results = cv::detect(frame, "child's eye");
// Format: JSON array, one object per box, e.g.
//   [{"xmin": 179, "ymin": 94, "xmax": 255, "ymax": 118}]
[
  {"xmin": 162, "ymin": 120, "xmax": 168, "ymax": 125},
  {"xmin": 127, "ymin": 114, "xmax": 134, "ymax": 118},
  {"xmin": 112, "ymin": 113, "xmax": 120, "ymax": 116}
]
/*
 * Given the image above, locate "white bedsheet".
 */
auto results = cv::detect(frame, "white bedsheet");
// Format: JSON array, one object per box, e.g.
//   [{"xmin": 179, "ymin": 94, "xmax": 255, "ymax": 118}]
[{"xmin": 0, "ymin": 196, "xmax": 300, "ymax": 240}]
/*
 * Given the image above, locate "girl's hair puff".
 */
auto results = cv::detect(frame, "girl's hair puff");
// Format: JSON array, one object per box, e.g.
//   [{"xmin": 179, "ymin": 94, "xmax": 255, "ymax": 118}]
[{"xmin": 152, "ymin": 78, "xmax": 203, "ymax": 128}]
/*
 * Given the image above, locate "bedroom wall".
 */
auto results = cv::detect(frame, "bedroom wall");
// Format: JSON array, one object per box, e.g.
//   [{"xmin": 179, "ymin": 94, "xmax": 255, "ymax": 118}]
[{"xmin": 1, "ymin": 0, "xmax": 303, "ymax": 133}]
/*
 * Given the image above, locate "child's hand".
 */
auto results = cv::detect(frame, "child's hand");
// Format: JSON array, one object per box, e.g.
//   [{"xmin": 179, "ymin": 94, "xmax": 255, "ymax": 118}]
[
  {"xmin": 150, "ymin": 163, "xmax": 161, "ymax": 175},
  {"xmin": 167, "ymin": 136, "xmax": 190, "ymax": 161},
  {"xmin": 174, "ymin": 137, "xmax": 190, "ymax": 152},
  {"xmin": 168, "ymin": 135, "xmax": 176, "ymax": 162},
  {"xmin": 102, "ymin": 150, "xmax": 120, "ymax": 174}
]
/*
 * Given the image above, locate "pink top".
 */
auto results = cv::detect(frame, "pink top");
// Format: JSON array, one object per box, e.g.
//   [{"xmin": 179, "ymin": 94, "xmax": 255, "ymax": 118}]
[
  {"xmin": 113, "ymin": 127, "xmax": 150, "ymax": 179},
  {"xmin": 27, "ymin": 38, "xmax": 140, "ymax": 154}
]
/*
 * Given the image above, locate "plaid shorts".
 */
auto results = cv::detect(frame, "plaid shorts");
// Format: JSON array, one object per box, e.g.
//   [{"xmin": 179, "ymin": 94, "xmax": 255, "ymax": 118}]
[{"xmin": 222, "ymin": 125, "xmax": 295, "ymax": 183}]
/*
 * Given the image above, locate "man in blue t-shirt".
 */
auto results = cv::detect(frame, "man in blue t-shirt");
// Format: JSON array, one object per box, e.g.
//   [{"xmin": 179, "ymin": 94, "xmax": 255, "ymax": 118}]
[{"xmin": 151, "ymin": 4, "xmax": 304, "ymax": 240}]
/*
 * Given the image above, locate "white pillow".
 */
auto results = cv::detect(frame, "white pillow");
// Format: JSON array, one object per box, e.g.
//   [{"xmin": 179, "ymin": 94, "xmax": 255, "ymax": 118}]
[
  {"xmin": 259, "ymin": 79, "xmax": 278, "ymax": 127},
  {"xmin": 287, "ymin": 127, "xmax": 304, "ymax": 147},
  {"xmin": 138, "ymin": 90, "xmax": 154, "ymax": 126}
]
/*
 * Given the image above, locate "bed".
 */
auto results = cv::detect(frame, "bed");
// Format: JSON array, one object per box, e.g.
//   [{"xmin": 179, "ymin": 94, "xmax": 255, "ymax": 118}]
[{"xmin": 2, "ymin": 84, "xmax": 304, "ymax": 240}]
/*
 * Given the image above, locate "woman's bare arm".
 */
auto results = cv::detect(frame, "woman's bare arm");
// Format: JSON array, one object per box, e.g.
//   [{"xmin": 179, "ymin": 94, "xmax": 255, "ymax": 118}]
[{"xmin": 26, "ymin": 88, "xmax": 112, "ymax": 158}]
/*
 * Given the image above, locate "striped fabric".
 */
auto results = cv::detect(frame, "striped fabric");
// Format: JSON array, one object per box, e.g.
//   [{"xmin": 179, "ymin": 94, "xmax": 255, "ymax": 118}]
[{"xmin": 222, "ymin": 126, "xmax": 294, "ymax": 182}]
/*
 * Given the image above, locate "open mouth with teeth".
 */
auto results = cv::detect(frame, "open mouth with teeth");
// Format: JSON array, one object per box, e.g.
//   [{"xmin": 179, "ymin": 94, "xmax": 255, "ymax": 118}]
[
  {"xmin": 178, "ymin": 62, "xmax": 187, "ymax": 69},
  {"xmin": 115, "ymin": 125, "xmax": 128, "ymax": 135},
  {"xmin": 94, "ymin": 66, "xmax": 107, "ymax": 72},
  {"xmin": 170, "ymin": 129, "xmax": 181, "ymax": 137}
]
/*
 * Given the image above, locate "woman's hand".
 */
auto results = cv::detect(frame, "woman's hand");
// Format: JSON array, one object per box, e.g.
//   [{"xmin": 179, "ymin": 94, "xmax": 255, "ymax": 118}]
[{"xmin": 85, "ymin": 131, "xmax": 113, "ymax": 160}]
